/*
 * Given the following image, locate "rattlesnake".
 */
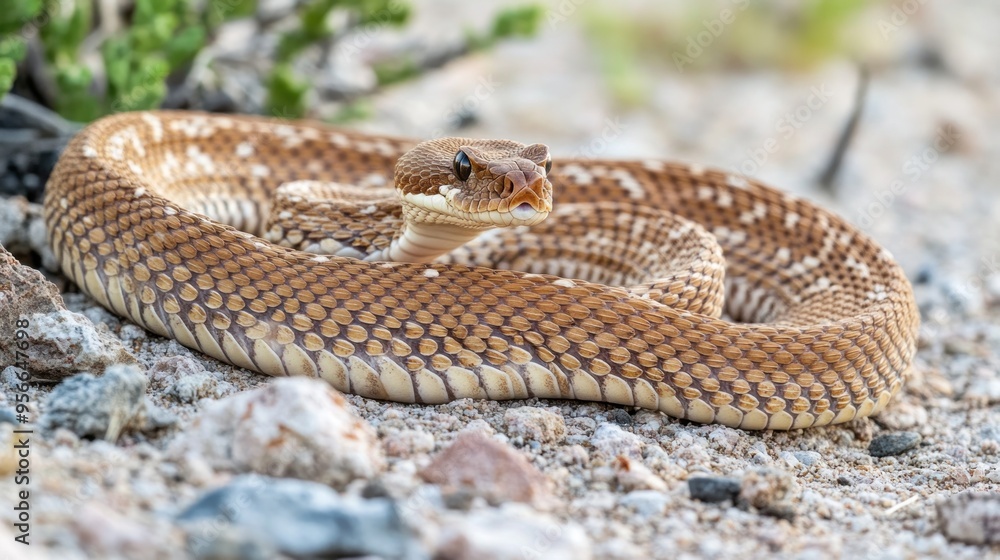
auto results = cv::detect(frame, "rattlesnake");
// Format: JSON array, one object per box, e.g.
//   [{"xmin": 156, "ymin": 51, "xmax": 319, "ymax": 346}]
[{"xmin": 43, "ymin": 111, "xmax": 919, "ymax": 430}]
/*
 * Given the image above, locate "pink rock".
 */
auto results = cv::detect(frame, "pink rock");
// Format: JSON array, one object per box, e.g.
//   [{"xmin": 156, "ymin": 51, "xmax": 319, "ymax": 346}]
[{"xmin": 419, "ymin": 432, "xmax": 552, "ymax": 506}]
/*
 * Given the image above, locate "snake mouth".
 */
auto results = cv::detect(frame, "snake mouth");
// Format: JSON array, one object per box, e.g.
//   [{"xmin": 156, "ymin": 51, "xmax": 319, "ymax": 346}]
[{"xmin": 511, "ymin": 202, "xmax": 539, "ymax": 221}]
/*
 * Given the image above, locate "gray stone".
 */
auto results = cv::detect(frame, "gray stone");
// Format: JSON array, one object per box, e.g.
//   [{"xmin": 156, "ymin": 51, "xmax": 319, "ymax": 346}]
[
  {"xmin": 179, "ymin": 475, "xmax": 420, "ymax": 559},
  {"xmin": 791, "ymin": 451, "xmax": 822, "ymax": 467},
  {"xmin": 869, "ymin": 432, "xmax": 922, "ymax": 457},
  {"xmin": 40, "ymin": 364, "xmax": 153, "ymax": 440},
  {"xmin": 688, "ymin": 476, "xmax": 741, "ymax": 503},
  {"xmin": 610, "ymin": 408, "xmax": 633, "ymax": 425},
  {"xmin": 0, "ymin": 407, "xmax": 17, "ymax": 426}
]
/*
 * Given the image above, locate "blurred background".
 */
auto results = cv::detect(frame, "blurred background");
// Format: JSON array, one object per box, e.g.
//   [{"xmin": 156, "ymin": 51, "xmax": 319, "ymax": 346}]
[
  {"xmin": 2, "ymin": 4, "xmax": 1000, "ymax": 557},
  {"xmin": 2, "ymin": 0, "xmax": 999, "ymax": 389}
]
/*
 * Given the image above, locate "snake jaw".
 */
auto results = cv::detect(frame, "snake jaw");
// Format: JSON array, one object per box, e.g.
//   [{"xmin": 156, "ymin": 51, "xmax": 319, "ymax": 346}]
[{"xmin": 511, "ymin": 202, "xmax": 541, "ymax": 222}]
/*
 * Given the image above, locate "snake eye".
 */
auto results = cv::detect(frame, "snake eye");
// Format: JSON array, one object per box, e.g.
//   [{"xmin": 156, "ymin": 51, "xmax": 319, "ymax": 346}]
[
  {"xmin": 453, "ymin": 150, "xmax": 472, "ymax": 181},
  {"xmin": 543, "ymin": 156, "xmax": 552, "ymax": 174}
]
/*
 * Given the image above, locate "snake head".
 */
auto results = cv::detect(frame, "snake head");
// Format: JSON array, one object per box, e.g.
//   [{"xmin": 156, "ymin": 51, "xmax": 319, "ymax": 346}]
[{"xmin": 395, "ymin": 138, "xmax": 553, "ymax": 230}]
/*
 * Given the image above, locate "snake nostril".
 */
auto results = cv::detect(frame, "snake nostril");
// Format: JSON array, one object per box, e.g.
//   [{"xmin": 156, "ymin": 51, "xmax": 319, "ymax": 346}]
[{"xmin": 503, "ymin": 176, "xmax": 516, "ymax": 197}]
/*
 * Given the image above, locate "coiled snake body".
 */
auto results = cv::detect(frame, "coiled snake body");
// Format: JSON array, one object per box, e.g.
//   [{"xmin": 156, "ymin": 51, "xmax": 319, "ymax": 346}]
[{"xmin": 43, "ymin": 112, "xmax": 918, "ymax": 430}]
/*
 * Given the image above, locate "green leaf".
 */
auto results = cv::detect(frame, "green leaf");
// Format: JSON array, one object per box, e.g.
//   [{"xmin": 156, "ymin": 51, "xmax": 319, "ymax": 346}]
[
  {"xmin": 205, "ymin": 0, "xmax": 257, "ymax": 29},
  {"xmin": 53, "ymin": 63, "xmax": 93, "ymax": 92},
  {"xmin": 101, "ymin": 37, "xmax": 132, "ymax": 98},
  {"xmin": 165, "ymin": 24, "xmax": 206, "ymax": 69},
  {"xmin": 151, "ymin": 13, "xmax": 181, "ymax": 46},
  {"xmin": 0, "ymin": 57, "xmax": 16, "ymax": 98},
  {"xmin": 39, "ymin": 0, "xmax": 93, "ymax": 62},
  {"xmin": 275, "ymin": 29, "xmax": 318, "ymax": 62},
  {"xmin": 327, "ymin": 99, "xmax": 374, "ymax": 124},
  {"xmin": 372, "ymin": 56, "xmax": 419, "ymax": 86},
  {"xmin": 300, "ymin": 0, "xmax": 336, "ymax": 37},
  {"xmin": 0, "ymin": 0, "xmax": 43, "ymax": 36},
  {"xmin": 266, "ymin": 63, "xmax": 309, "ymax": 118},
  {"xmin": 0, "ymin": 36, "xmax": 27, "ymax": 62},
  {"xmin": 62, "ymin": 0, "xmax": 94, "ymax": 53},
  {"xmin": 467, "ymin": 3, "xmax": 542, "ymax": 51},
  {"xmin": 490, "ymin": 4, "xmax": 542, "ymax": 40},
  {"xmin": 357, "ymin": 0, "xmax": 410, "ymax": 26},
  {"xmin": 56, "ymin": 92, "xmax": 102, "ymax": 122},
  {"xmin": 109, "ymin": 56, "xmax": 170, "ymax": 112}
]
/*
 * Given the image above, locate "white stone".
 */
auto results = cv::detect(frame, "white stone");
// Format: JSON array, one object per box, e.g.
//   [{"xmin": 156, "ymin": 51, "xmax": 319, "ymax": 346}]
[{"xmin": 168, "ymin": 377, "xmax": 384, "ymax": 488}]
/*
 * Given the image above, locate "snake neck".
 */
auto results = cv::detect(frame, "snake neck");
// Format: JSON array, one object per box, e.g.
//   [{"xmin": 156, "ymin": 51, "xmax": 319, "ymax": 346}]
[{"xmin": 375, "ymin": 221, "xmax": 486, "ymax": 263}]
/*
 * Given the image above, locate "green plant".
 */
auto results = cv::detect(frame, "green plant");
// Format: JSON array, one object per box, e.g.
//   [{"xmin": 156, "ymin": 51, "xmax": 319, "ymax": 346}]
[
  {"xmin": 0, "ymin": 0, "xmax": 46, "ymax": 99},
  {"xmin": 0, "ymin": 0, "xmax": 254, "ymax": 121},
  {"xmin": 40, "ymin": 0, "xmax": 99, "ymax": 121},
  {"xmin": 267, "ymin": 0, "xmax": 413, "ymax": 117},
  {"xmin": 269, "ymin": 1, "xmax": 543, "ymax": 118},
  {"xmin": 0, "ymin": 0, "xmax": 542, "ymax": 123}
]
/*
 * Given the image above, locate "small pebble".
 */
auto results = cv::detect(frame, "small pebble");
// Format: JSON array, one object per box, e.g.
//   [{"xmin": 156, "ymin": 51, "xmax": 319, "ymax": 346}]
[
  {"xmin": 610, "ymin": 409, "xmax": 633, "ymax": 425},
  {"xmin": 442, "ymin": 488, "xmax": 478, "ymax": 511},
  {"xmin": 791, "ymin": 451, "xmax": 822, "ymax": 467},
  {"xmin": 360, "ymin": 480, "xmax": 392, "ymax": 500},
  {"xmin": 869, "ymin": 432, "xmax": 922, "ymax": 457},
  {"xmin": 688, "ymin": 476, "xmax": 741, "ymax": 503}
]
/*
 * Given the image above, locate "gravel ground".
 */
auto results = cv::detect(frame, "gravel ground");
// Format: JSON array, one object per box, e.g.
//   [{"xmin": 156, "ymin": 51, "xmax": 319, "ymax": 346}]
[{"xmin": 1, "ymin": 1, "xmax": 999, "ymax": 559}]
